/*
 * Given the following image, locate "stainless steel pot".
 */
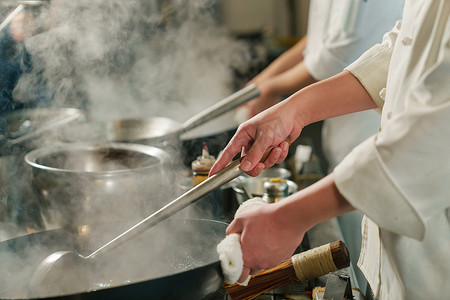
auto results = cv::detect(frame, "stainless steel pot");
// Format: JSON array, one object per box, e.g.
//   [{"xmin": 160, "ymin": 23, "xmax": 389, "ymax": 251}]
[
  {"xmin": 231, "ymin": 171, "xmax": 298, "ymax": 204},
  {"xmin": 24, "ymin": 143, "xmax": 174, "ymax": 230}
]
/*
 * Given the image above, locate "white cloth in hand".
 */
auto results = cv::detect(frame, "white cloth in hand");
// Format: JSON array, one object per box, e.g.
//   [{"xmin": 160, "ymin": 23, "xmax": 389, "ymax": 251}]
[
  {"xmin": 216, "ymin": 197, "xmax": 267, "ymax": 285},
  {"xmin": 234, "ymin": 197, "xmax": 267, "ymax": 218},
  {"xmin": 217, "ymin": 233, "xmax": 245, "ymax": 284}
]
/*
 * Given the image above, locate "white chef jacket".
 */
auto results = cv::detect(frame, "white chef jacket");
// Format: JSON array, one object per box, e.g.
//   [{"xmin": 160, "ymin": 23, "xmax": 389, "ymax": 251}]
[{"xmin": 334, "ymin": 1, "xmax": 450, "ymax": 299}]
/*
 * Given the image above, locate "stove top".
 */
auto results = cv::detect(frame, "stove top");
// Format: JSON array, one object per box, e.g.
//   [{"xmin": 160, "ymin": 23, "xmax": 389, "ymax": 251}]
[
  {"xmin": 206, "ymin": 286, "xmax": 228, "ymax": 300},
  {"xmin": 204, "ymin": 235, "xmax": 312, "ymax": 300},
  {"xmin": 206, "ymin": 280, "xmax": 310, "ymax": 300}
]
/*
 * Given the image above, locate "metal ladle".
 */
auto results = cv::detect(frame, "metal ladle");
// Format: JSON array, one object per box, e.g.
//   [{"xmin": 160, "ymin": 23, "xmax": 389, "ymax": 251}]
[{"xmin": 27, "ymin": 156, "xmax": 247, "ymax": 297}]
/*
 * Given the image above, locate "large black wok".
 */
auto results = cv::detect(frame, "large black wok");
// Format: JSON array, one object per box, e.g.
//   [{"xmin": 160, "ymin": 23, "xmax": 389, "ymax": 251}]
[{"xmin": 0, "ymin": 218, "xmax": 227, "ymax": 300}]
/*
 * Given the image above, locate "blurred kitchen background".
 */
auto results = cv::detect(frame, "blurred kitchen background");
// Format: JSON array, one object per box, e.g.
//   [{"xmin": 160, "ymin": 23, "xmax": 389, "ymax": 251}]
[{"xmin": 0, "ymin": 1, "xmax": 366, "ymax": 299}]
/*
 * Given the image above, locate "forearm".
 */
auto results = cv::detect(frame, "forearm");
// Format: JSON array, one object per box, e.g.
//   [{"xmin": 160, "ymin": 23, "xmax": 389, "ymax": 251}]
[
  {"xmin": 276, "ymin": 174, "xmax": 354, "ymax": 232},
  {"xmin": 254, "ymin": 36, "xmax": 307, "ymax": 82},
  {"xmin": 210, "ymin": 70, "xmax": 378, "ymax": 177},
  {"xmin": 245, "ymin": 53, "xmax": 316, "ymax": 119},
  {"xmin": 289, "ymin": 70, "xmax": 378, "ymax": 128},
  {"xmin": 263, "ymin": 61, "xmax": 317, "ymax": 98}
]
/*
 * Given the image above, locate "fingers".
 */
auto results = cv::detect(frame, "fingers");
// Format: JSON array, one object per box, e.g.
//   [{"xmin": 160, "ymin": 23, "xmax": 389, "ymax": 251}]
[
  {"xmin": 236, "ymin": 266, "xmax": 263, "ymax": 284},
  {"xmin": 209, "ymin": 133, "xmax": 251, "ymax": 176},
  {"xmin": 239, "ymin": 136, "xmax": 273, "ymax": 172},
  {"xmin": 250, "ymin": 268, "xmax": 263, "ymax": 276},
  {"xmin": 237, "ymin": 266, "xmax": 251, "ymax": 284},
  {"xmin": 210, "ymin": 138, "xmax": 291, "ymax": 177},
  {"xmin": 268, "ymin": 140, "xmax": 290, "ymax": 165},
  {"xmin": 225, "ymin": 216, "xmax": 243, "ymax": 235},
  {"xmin": 241, "ymin": 139, "xmax": 290, "ymax": 175},
  {"xmin": 210, "ymin": 114, "xmax": 295, "ymax": 177},
  {"xmin": 226, "ymin": 220, "xmax": 258, "ymax": 284},
  {"xmin": 244, "ymin": 162, "xmax": 266, "ymax": 177}
]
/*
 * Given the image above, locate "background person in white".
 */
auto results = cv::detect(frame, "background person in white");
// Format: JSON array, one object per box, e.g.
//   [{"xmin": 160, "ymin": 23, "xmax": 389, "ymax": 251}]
[
  {"xmin": 240, "ymin": 0, "xmax": 404, "ymax": 291},
  {"xmin": 211, "ymin": 0, "xmax": 450, "ymax": 298}
]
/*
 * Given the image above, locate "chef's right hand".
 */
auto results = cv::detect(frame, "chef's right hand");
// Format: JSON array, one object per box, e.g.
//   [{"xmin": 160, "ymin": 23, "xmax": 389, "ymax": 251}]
[{"xmin": 210, "ymin": 96, "xmax": 303, "ymax": 177}]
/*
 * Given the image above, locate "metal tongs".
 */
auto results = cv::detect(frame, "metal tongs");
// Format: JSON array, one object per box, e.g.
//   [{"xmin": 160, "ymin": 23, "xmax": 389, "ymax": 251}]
[{"xmin": 0, "ymin": 1, "xmax": 50, "ymax": 32}]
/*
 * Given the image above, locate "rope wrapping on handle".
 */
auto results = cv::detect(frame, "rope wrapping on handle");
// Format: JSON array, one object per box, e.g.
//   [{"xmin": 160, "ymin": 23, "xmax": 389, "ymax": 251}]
[{"xmin": 291, "ymin": 243, "xmax": 337, "ymax": 281}]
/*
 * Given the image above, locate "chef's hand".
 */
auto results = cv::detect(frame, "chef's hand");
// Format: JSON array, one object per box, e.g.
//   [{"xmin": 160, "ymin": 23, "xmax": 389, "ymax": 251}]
[
  {"xmin": 210, "ymin": 97, "xmax": 303, "ymax": 177},
  {"xmin": 227, "ymin": 200, "xmax": 305, "ymax": 283},
  {"xmin": 10, "ymin": 11, "xmax": 35, "ymax": 41}
]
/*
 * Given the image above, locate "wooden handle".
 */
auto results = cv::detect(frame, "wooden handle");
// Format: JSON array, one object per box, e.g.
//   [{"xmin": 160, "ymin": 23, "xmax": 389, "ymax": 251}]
[
  {"xmin": 330, "ymin": 240, "xmax": 350, "ymax": 270},
  {"xmin": 225, "ymin": 240, "xmax": 350, "ymax": 300}
]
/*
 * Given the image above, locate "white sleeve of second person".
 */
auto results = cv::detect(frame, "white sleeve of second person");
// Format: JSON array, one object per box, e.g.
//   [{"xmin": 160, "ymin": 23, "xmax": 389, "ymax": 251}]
[{"xmin": 304, "ymin": 0, "xmax": 404, "ymax": 81}]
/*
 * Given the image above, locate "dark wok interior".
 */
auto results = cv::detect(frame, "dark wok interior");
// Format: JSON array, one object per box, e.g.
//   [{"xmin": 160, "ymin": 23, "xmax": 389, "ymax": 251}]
[{"xmin": 0, "ymin": 219, "xmax": 227, "ymax": 300}]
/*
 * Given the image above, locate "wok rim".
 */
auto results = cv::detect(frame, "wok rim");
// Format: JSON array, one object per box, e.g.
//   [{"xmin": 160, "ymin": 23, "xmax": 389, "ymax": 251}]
[
  {"xmin": 24, "ymin": 142, "xmax": 171, "ymax": 175},
  {"xmin": 15, "ymin": 261, "xmax": 224, "ymax": 300}
]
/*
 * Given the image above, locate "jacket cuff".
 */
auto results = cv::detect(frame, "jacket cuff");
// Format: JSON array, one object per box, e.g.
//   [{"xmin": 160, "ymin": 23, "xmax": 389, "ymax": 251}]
[
  {"xmin": 334, "ymin": 136, "xmax": 425, "ymax": 240},
  {"xmin": 345, "ymin": 43, "xmax": 392, "ymax": 111}
]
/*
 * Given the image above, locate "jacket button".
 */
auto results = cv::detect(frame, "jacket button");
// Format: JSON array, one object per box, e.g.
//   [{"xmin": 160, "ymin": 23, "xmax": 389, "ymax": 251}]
[
  {"xmin": 387, "ymin": 111, "xmax": 392, "ymax": 119},
  {"xmin": 402, "ymin": 37, "xmax": 413, "ymax": 46},
  {"xmin": 379, "ymin": 88, "xmax": 386, "ymax": 101}
]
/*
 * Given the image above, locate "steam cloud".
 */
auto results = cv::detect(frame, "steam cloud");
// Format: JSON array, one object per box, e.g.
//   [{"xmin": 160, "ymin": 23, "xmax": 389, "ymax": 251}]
[
  {"xmin": 1, "ymin": 1, "xmax": 262, "ymax": 298},
  {"xmin": 15, "ymin": 0, "xmax": 253, "ymax": 122}
]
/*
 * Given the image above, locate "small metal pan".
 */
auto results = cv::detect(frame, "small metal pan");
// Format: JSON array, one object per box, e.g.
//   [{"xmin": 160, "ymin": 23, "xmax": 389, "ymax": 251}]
[{"xmin": 59, "ymin": 84, "xmax": 259, "ymax": 147}]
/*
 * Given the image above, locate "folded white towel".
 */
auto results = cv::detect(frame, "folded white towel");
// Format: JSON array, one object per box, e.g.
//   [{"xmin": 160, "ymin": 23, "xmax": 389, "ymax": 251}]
[
  {"xmin": 216, "ymin": 197, "xmax": 267, "ymax": 285},
  {"xmin": 234, "ymin": 197, "xmax": 267, "ymax": 218},
  {"xmin": 217, "ymin": 233, "xmax": 244, "ymax": 285}
]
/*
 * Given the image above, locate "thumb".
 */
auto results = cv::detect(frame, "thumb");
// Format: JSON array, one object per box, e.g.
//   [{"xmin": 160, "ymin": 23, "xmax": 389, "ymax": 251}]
[
  {"xmin": 226, "ymin": 219, "xmax": 243, "ymax": 235},
  {"xmin": 237, "ymin": 266, "xmax": 251, "ymax": 284}
]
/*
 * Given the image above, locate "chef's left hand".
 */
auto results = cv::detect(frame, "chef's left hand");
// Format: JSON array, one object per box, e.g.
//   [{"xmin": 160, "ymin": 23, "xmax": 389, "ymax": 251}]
[{"xmin": 226, "ymin": 200, "xmax": 305, "ymax": 283}]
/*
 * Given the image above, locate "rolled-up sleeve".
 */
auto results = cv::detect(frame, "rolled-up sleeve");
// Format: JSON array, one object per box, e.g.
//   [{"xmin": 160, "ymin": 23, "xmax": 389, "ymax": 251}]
[{"xmin": 344, "ymin": 21, "xmax": 401, "ymax": 109}]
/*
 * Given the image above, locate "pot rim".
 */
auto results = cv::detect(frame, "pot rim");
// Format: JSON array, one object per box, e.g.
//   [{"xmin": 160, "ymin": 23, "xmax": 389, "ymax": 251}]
[
  {"xmin": 231, "ymin": 176, "xmax": 298, "ymax": 195},
  {"xmin": 24, "ymin": 142, "xmax": 171, "ymax": 175}
]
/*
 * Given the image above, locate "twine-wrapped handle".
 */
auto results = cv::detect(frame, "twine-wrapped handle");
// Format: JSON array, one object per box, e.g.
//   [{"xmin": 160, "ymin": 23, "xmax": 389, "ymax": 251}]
[
  {"xmin": 292, "ymin": 240, "xmax": 349, "ymax": 281},
  {"xmin": 225, "ymin": 240, "xmax": 350, "ymax": 300}
]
